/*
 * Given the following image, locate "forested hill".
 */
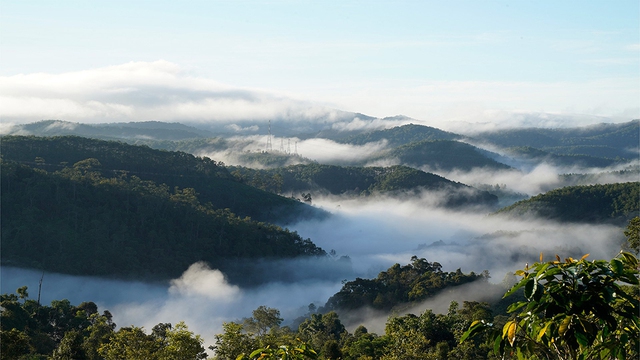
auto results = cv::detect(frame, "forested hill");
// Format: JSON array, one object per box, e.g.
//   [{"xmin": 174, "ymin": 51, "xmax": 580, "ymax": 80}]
[
  {"xmin": 337, "ymin": 123, "xmax": 460, "ymax": 147},
  {"xmin": 229, "ymin": 164, "xmax": 498, "ymax": 208},
  {"xmin": 0, "ymin": 135, "xmax": 325, "ymax": 224},
  {"xmin": 471, "ymin": 120, "xmax": 639, "ymax": 160},
  {"xmin": 493, "ymin": 182, "xmax": 639, "ymax": 223},
  {"xmin": 381, "ymin": 140, "xmax": 512, "ymax": 171},
  {"xmin": 1, "ymin": 160, "xmax": 325, "ymax": 283},
  {"xmin": 321, "ymin": 256, "xmax": 489, "ymax": 324}
]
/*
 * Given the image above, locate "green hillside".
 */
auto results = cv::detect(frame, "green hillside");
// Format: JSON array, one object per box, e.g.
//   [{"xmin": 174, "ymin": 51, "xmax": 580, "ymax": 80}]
[
  {"xmin": 494, "ymin": 182, "xmax": 639, "ymax": 223},
  {"xmin": 381, "ymin": 140, "xmax": 512, "ymax": 171},
  {"xmin": 506, "ymin": 146, "xmax": 621, "ymax": 168},
  {"xmin": 338, "ymin": 123, "xmax": 460, "ymax": 147},
  {"xmin": 230, "ymin": 163, "xmax": 498, "ymax": 208},
  {"xmin": 322, "ymin": 256, "xmax": 487, "ymax": 312},
  {"xmin": 0, "ymin": 136, "xmax": 325, "ymax": 224},
  {"xmin": 1, "ymin": 160, "xmax": 325, "ymax": 283},
  {"xmin": 472, "ymin": 120, "xmax": 639, "ymax": 160}
]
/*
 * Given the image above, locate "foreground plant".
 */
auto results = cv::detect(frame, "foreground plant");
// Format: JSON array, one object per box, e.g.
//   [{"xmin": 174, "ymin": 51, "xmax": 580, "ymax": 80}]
[{"xmin": 461, "ymin": 251, "xmax": 639, "ymax": 360}]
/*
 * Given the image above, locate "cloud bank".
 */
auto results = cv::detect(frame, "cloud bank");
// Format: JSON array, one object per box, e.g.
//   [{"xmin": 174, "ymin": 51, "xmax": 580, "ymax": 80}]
[
  {"xmin": 2, "ymin": 61, "xmax": 636, "ymax": 134},
  {"xmin": 0, "ymin": 61, "xmax": 343, "ymax": 125}
]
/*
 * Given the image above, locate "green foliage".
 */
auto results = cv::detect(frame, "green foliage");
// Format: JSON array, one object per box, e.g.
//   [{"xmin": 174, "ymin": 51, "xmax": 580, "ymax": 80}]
[
  {"xmin": 337, "ymin": 123, "xmax": 460, "ymax": 147},
  {"xmin": 230, "ymin": 164, "xmax": 497, "ymax": 208},
  {"xmin": 1, "ymin": 288, "xmax": 116, "ymax": 359},
  {"xmin": 238, "ymin": 343, "xmax": 318, "ymax": 360},
  {"xmin": 323, "ymin": 256, "xmax": 486, "ymax": 312},
  {"xmin": 624, "ymin": 216, "xmax": 639, "ymax": 254},
  {"xmin": 494, "ymin": 182, "xmax": 640, "ymax": 223},
  {"xmin": 1, "ymin": 160, "xmax": 325, "ymax": 282},
  {"xmin": 382, "ymin": 140, "xmax": 511, "ymax": 171},
  {"xmin": 462, "ymin": 252, "xmax": 639, "ymax": 360},
  {"xmin": 473, "ymin": 120, "xmax": 639, "ymax": 160},
  {"xmin": 244, "ymin": 307, "xmax": 284, "ymax": 337},
  {"xmin": 506, "ymin": 146, "xmax": 620, "ymax": 168},
  {"xmin": 0, "ymin": 135, "xmax": 324, "ymax": 224}
]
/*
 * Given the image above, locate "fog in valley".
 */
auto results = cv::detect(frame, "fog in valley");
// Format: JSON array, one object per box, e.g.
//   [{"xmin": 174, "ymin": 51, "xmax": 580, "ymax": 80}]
[{"xmin": 1, "ymin": 177, "xmax": 627, "ymax": 348}]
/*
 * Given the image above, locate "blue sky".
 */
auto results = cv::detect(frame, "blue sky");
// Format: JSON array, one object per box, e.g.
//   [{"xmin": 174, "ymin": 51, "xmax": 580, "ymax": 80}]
[{"xmin": 1, "ymin": 1, "xmax": 638, "ymax": 126}]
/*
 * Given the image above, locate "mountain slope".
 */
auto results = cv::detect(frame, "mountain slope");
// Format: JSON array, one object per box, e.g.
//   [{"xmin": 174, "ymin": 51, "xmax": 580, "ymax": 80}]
[
  {"xmin": 493, "ymin": 182, "xmax": 639, "ymax": 223},
  {"xmin": 337, "ymin": 123, "xmax": 461, "ymax": 147},
  {"xmin": 0, "ymin": 135, "xmax": 325, "ymax": 224},
  {"xmin": 230, "ymin": 164, "xmax": 498, "ymax": 208},
  {"xmin": 472, "ymin": 120, "xmax": 639, "ymax": 160},
  {"xmin": 381, "ymin": 140, "xmax": 512, "ymax": 171},
  {"xmin": 1, "ymin": 161, "xmax": 325, "ymax": 283}
]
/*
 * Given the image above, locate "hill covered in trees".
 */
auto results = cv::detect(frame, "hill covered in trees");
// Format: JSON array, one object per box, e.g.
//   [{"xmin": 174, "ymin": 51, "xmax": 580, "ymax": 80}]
[
  {"xmin": 380, "ymin": 140, "xmax": 512, "ymax": 171},
  {"xmin": 494, "ymin": 182, "xmax": 639, "ymax": 223},
  {"xmin": 230, "ymin": 164, "xmax": 498, "ymax": 208},
  {"xmin": 0, "ymin": 135, "xmax": 325, "ymax": 224},
  {"xmin": 336, "ymin": 123, "xmax": 461, "ymax": 147},
  {"xmin": 1, "ymin": 160, "xmax": 327, "ymax": 284},
  {"xmin": 471, "ymin": 120, "xmax": 639, "ymax": 161}
]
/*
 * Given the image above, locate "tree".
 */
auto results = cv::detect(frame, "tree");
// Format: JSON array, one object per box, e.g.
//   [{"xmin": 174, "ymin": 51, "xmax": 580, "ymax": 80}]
[
  {"xmin": 211, "ymin": 322, "xmax": 257, "ymax": 360},
  {"xmin": 157, "ymin": 321, "xmax": 207, "ymax": 360},
  {"xmin": 624, "ymin": 216, "xmax": 639, "ymax": 254},
  {"xmin": 462, "ymin": 251, "xmax": 639, "ymax": 360},
  {"xmin": 237, "ymin": 343, "xmax": 318, "ymax": 360},
  {"xmin": 244, "ymin": 306, "xmax": 284, "ymax": 337}
]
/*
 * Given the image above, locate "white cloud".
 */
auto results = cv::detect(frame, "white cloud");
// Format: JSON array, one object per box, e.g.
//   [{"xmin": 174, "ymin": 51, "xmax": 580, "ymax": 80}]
[
  {"xmin": 168, "ymin": 262, "xmax": 239, "ymax": 300},
  {"xmin": 0, "ymin": 61, "xmax": 340, "ymax": 124},
  {"xmin": 1, "ymin": 61, "xmax": 636, "ymax": 131}
]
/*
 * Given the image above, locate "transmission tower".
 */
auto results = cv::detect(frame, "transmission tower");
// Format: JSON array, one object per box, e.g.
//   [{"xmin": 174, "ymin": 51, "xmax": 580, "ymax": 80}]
[{"xmin": 266, "ymin": 120, "xmax": 272, "ymax": 152}]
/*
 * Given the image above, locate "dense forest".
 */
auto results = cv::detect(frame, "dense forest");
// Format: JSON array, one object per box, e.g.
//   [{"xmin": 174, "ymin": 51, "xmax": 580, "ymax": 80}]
[
  {"xmin": 471, "ymin": 119, "xmax": 639, "ymax": 160},
  {"xmin": 0, "ymin": 257, "xmax": 500, "ymax": 360},
  {"xmin": 381, "ymin": 140, "xmax": 511, "ymax": 171},
  {"xmin": 2, "ymin": 120, "xmax": 639, "ymax": 359},
  {"xmin": 0, "ymin": 136, "xmax": 324, "ymax": 224},
  {"xmin": 229, "ymin": 164, "xmax": 498, "ymax": 208},
  {"xmin": 494, "ymin": 182, "xmax": 639, "ymax": 223},
  {"xmin": 336, "ymin": 123, "xmax": 460, "ymax": 147},
  {"xmin": 3, "ymin": 243, "xmax": 638, "ymax": 359},
  {"xmin": 1, "ymin": 160, "xmax": 325, "ymax": 284}
]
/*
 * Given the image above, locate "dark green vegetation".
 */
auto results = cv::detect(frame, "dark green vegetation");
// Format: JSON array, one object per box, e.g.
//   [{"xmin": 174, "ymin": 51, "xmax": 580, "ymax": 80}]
[
  {"xmin": 322, "ymin": 256, "xmax": 487, "ymax": 312},
  {"xmin": 462, "ymin": 252, "xmax": 639, "ymax": 360},
  {"xmin": 337, "ymin": 123, "xmax": 460, "ymax": 147},
  {"xmin": 230, "ymin": 164, "xmax": 498, "ymax": 208},
  {"xmin": 494, "ymin": 182, "xmax": 639, "ymax": 224},
  {"xmin": 0, "ymin": 135, "xmax": 324, "ymax": 224},
  {"xmin": 505, "ymin": 146, "xmax": 621, "ymax": 168},
  {"xmin": 1, "ymin": 288, "xmax": 207, "ymax": 360},
  {"xmin": 473, "ymin": 120, "xmax": 639, "ymax": 161},
  {"xmin": 382, "ymin": 140, "xmax": 511, "ymax": 171},
  {"xmin": 1, "ymin": 159, "xmax": 326, "ymax": 283},
  {"xmin": 3, "ymin": 248, "xmax": 637, "ymax": 359}
]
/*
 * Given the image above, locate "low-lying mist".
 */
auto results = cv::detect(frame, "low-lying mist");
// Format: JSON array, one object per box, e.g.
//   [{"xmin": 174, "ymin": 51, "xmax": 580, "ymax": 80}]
[{"xmin": 1, "ymin": 187, "xmax": 627, "ymax": 347}]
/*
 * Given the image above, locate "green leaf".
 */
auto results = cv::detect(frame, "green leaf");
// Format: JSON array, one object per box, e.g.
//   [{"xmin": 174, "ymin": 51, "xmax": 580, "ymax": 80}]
[
  {"xmin": 575, "ymin": 331, "xmax": 588, "ymax": 347},
  {"xmin": 610, "ymin": 258, "xmax": 624, "ymax": 275},
  {"xmin": 524, "ymin": 278, "xmax": 537, "ymax": 300},
  {"xmin": 559, "ymin": 316, "xmax": 572, "ymax": 337},
  {"xmin": 620, "ymin": 251, "xmax": 639, "ymax": 267},
  {"xmin": 460, "ymin": 320, "xmax": 486, "ymax": 343},
  {"xmin": 537, "ymin": 321, "xmax": 552, "ymax": 341},
  {"xmin": 493, "ymin": 334, "xmax": 502, "ymax": 355}
]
